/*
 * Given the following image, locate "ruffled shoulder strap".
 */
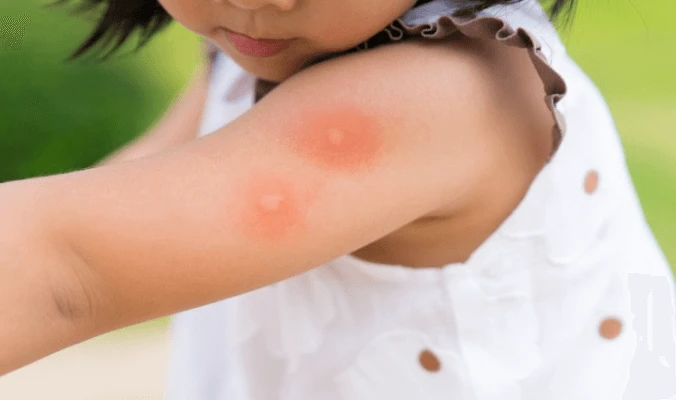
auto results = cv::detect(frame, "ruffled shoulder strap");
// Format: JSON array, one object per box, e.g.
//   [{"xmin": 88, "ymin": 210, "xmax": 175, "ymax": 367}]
[{"xmin": 382, "ymin": 0, "xmax": 568, "ymax": 159}]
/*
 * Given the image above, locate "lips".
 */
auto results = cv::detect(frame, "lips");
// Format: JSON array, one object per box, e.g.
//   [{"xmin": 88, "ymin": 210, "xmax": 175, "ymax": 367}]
[{"xmin": 225, "ymin": 29, "xmax": 293, "ymax": 57}]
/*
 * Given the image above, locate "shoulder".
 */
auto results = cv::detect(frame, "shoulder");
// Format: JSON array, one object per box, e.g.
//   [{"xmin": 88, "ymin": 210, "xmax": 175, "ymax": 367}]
[{"xmin": 275, "ymin": 35, "xmax": 556, "ymax": 215}]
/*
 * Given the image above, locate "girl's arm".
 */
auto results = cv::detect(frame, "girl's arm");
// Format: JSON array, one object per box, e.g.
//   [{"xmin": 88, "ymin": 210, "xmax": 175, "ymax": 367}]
[
  {"xmin": 95, "ymin": 59, "xmax": 211, "ymax": 166},
  {"xmin": 0, "ymin": 178, "xmax": 94, "ymax": 375},
  {"xmin": 0, "ymin": 37, "xmax": 552, "ymax": 374}
]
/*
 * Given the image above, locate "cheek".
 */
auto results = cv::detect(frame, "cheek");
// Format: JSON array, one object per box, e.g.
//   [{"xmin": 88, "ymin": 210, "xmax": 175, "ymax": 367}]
[
  {"xmin": 283, "ymin": 106, "xmax": 384, "ymax": 173},
  {"xmin": 156, "ymin": 0, "xmax": 210, "ymax": 33}
]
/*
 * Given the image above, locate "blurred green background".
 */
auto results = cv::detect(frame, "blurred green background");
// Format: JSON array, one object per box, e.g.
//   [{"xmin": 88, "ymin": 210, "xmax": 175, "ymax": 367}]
[{"xmin": 0, "ymin": 0, "xmax": 674, "ymax": 336}]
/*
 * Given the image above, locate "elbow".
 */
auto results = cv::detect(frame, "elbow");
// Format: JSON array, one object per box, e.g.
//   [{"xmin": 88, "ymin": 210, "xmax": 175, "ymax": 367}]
[
  {"xmin": 0, "ymin": 179, "xmax": 110, "ymax": 352},
  {"xmin": 49, "ymin": 268, "xmax": 96, "ymax": 325},
  {"xmin": 48, "ymin": 242, "xmax": 110, "ymax": 333}
]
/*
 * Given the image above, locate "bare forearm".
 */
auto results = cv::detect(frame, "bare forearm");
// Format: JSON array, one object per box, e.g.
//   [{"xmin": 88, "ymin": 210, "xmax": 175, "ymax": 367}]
[{"xmin": 0, "ymin": 178, "xmax": 96, "ymax": 375}]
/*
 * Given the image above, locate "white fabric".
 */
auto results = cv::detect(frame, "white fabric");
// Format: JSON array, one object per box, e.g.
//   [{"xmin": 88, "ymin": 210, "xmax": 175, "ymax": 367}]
[{"xmin": 164, "ymin": 0, "xmax": 676, "ymax": 398}]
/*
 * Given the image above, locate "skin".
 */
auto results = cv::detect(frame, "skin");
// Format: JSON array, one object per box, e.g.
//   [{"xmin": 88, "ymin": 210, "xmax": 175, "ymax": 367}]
[
  {"xmin": 281, "ymin": 105, "xmax": 387, "ymax": 173},
  {"xmin": 234, "ymin": 169, "xmax": 316, "ymax": 243},
  {"xmin": 0, "ymin": 0, "xmax": 555, "ymax": 374},
  {"xmin": 233, "ymin": 105, "xmax": 387, "ymax": 242},
  {"xmin": 234, "ymin": 105, "xmax": 386, "ymax": 242}
]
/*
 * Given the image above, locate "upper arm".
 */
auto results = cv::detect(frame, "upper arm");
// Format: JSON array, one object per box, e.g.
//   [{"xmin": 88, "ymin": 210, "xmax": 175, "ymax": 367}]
[{"xmin": 46, "ymin": 38, "xmax": 543, "ymax": 334}]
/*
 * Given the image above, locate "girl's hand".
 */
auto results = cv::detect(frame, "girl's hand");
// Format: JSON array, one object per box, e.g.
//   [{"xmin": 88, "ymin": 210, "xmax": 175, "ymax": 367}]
[{"xmin": 0, "ymin": 36, "xmax": 554, "ymax": 373}]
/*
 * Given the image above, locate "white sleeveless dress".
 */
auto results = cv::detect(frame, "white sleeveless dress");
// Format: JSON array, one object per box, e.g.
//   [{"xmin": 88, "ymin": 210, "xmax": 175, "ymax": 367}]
[{"xmin": 164, "ymin": 0, "xmax": 676, "ymax": 398}]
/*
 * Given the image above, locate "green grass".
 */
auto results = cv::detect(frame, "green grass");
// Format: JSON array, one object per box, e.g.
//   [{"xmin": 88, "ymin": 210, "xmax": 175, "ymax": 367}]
[{"xmin": 1, "ymin": 0, "xmax": 674, "ymax": 336}]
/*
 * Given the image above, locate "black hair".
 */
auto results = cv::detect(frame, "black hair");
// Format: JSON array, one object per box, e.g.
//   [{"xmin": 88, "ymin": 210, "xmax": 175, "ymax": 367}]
[{"xmin": 50, "ymin": 0, "xmax": 577, "ymax": 61}]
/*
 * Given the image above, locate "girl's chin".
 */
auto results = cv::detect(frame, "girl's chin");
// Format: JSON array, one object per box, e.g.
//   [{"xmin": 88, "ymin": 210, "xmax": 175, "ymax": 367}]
[{"xmin": 231, "ymin": 54, "xmax": 308, "ymax": 83}]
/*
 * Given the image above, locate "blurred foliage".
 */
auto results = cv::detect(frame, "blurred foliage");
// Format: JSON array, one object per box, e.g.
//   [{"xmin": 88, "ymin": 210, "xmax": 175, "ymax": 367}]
[
  {"xmin": 0, "ymin": 0, "xmax": 201, "ymax": 180},
  {"xmin": 561, "ymin": 0, "xmax": 676, "ymax": 269},
  {"xmin": 0, "ymin": 0, "xmax": 674, "ymax": 335}
]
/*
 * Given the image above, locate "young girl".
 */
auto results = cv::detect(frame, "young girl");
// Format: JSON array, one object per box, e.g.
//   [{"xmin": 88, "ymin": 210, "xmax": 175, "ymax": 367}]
[{"xmin": 1, "ymin": 0, "xmax": 675, "ymax": 398}]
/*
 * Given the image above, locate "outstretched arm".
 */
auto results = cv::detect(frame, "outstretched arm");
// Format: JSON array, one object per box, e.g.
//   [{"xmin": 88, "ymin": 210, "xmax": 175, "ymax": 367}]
[{"xmin": 0, "ymin": 37, "xmax": 545, "ymax": 375}]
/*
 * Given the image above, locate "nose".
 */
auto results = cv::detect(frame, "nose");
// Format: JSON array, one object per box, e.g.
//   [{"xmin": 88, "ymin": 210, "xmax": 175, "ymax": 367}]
[{"xmin": 220, "ymin": 0, "xmax": 296, "ymax": 11}]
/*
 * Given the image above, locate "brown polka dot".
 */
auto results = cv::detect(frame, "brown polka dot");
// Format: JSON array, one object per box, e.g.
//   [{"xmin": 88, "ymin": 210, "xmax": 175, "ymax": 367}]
[
  {"xmin": 419, "ymin": 349, "xmax": 441, "ymax": 372},
  {"xmin": 599, "ymin": 317, "xmax": 622, "ymax": 340},
  {"xmin": 584, "ymin": 170, "xmax": 599, "ymax": 194}
]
